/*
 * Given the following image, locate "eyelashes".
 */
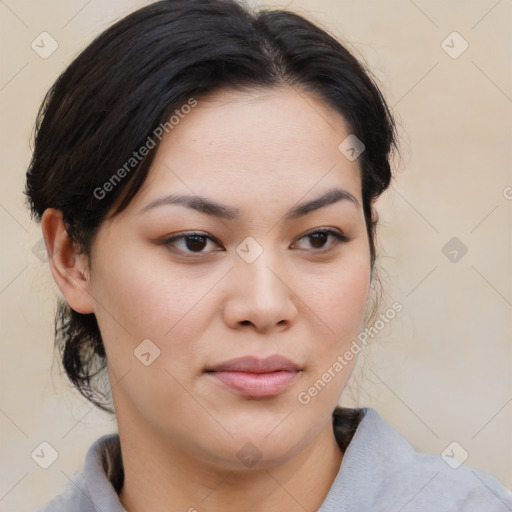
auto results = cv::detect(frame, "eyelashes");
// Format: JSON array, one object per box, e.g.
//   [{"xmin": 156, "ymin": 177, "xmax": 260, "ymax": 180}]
[
  {"xmin": 161, "ymin": 228, "xmax": 349, "ymax": 258},
  {"xmin": 163, "ymin": 232, "xmax": 222, "ymax": 256},
  {"xmin": 294, "ymin": 229, "xmax": 349, "ymax": 251}
]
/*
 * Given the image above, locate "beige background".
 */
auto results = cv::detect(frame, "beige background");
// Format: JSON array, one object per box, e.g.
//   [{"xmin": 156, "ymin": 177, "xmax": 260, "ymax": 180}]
[{"xmin": 1, "ymin": 0, "xmax": 511, "ymax": 509}]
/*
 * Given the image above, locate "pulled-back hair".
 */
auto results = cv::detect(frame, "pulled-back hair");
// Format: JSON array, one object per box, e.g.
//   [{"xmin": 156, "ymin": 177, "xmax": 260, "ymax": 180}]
[{"xmin": 25, "ymin": 0, "xmax": 398, "ymax": 413}]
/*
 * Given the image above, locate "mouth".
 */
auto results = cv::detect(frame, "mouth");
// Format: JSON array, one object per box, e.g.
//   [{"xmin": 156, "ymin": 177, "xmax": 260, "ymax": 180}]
[{"xmin": 204, "ymin": 355, "xmax": 302, "ymax": 398}]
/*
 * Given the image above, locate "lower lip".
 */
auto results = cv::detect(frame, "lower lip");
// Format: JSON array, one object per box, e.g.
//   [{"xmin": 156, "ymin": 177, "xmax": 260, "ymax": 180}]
[{"xmin": 207, "ymin": 370, "xmax": 300, "ymax": 398}]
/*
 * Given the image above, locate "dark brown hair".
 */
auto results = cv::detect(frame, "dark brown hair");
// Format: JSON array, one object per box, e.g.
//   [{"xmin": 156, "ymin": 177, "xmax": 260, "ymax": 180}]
[{"xmin": 25, "ymin": 0, "xmax": 398, "ymax": 413}]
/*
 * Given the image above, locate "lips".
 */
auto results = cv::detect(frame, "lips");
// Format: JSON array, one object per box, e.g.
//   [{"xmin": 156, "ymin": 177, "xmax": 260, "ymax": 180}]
[
  {"xmin": 205, "ymin": 354, "xmax": 300, "ymax": 373},
  {"xmin": 205, "ymin": 355, "xmax": 302, "ymax": 398}
]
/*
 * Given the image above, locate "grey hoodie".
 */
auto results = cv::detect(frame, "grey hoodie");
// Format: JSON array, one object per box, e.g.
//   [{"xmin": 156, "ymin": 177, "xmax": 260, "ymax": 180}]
[{"xmin": 36, "ymin": 407, "xmax": 512, "ymax": 511}]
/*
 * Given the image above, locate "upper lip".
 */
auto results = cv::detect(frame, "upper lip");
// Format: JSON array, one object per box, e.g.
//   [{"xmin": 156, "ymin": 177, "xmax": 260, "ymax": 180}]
[{"xmin": 205, "ymin": 355, "xmax": 300, "ymax": 373}]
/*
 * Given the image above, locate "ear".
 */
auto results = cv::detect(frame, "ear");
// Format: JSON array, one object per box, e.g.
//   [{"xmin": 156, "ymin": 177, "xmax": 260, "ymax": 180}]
[
  {"xmin": 371, "ymin": 206, "xmax": 379, "ymax": 223},
  {"xmin": 41, "ymin": 208, "xmax": 95, "ymax": 314}
]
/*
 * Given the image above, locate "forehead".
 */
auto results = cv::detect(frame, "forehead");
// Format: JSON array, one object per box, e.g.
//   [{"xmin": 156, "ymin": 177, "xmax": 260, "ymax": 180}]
[
  {"xmin": 165, "ymin": 85, "xmax": 354, "ymax": 160},
  {"xmin": 125, "ymin": 86, "xmax": 363, "ymax": 215}
]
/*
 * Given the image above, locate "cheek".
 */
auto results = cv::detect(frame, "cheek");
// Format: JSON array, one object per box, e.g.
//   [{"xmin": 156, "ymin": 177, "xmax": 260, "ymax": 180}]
[
  {"xmin": 91, "ymin": 240, "xmax": 193, "ymax": 332},
  {"xmin": 89, "ymin": 242, "xmax": 225, "ymax": 385},
  {"xmin": 88, "ymin": 248, "xmax": 212, "ymax": 421},
  {"xmin": 90, "ymin": 231, "xmax": 370, "ymax": 371},
  {"xmin": 294, "ymin": 253, "xmax": 370, "ymax": 409},
  {"xmin": 306, "ymin": 246, "xmax": 371, "ymax": 336},
  {"xmin": 296, "ymin": 243, "xmax": 371, "ymax": 391}
]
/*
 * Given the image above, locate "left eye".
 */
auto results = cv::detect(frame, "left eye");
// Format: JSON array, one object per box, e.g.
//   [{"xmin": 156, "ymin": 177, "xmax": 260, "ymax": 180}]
[
  {"xmin": 162, "ymin": 229, "xmax": 348, "ymax": 256},
  {"xmin": 293, "ymin": 229, "xmax": 349, "ymax": 251}
]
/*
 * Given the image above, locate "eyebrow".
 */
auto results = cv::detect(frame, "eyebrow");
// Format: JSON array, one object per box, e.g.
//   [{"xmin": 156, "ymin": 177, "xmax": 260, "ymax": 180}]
[{"xmin": 138, "ymin": 187, "xmax": 359, "ymax": 220}]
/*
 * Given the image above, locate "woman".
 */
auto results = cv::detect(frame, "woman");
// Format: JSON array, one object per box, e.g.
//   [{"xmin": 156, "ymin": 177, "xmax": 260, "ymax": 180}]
[{"xmin": 25, "ymin": 0, "xmax": 511, "ymax": 510}]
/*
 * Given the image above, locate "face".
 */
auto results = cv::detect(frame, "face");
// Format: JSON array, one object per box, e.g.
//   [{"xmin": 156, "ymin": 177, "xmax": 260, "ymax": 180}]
[{"xmin": 86, "ymin": 86, "xmax": 372, "ymax": 470}]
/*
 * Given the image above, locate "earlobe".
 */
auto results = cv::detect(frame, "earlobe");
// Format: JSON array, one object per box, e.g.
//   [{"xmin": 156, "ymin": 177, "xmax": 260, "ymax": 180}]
[
  {"xmin": 41, "ymin": 208, "xmax": 95, "ymax": 314},
  {"xmin": 371, "ymin": 207, "xmax": 379, "ymax": 223}
]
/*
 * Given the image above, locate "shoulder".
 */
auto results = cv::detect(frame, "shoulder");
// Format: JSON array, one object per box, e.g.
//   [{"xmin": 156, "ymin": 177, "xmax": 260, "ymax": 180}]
[
  {"xmin": 327, "ymin": 407, "xmax": 512, "ymax": 511},
  {"xmin": 34, "ymin": 433, "xmax": 124, "ymax": 512},
  {"xmin": 34, "ymin": 470, "xmax": 89, "ymax": 512}
]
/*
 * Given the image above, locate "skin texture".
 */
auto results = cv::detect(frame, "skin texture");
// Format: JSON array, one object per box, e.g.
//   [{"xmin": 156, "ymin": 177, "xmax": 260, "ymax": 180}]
[{"xmin": 42, "ymin": 86, "xmax": 374, "ymax": 512}]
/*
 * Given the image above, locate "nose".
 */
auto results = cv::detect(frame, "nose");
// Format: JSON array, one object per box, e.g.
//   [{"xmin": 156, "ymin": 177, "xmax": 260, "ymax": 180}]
[{"xmin": 222, "ymin": 249, "xmax": 299, "ymax": 333}]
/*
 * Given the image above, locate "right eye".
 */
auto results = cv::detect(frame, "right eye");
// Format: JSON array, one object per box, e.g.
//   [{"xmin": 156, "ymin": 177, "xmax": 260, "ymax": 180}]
[{"xmin": 162, "ymin": 232, "xmax": 224, "ymax": 257}]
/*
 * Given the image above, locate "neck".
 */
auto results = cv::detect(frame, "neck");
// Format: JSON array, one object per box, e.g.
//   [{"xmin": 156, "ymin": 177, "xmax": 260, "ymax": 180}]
[{"xmin": 118, "ymin": 418, "xmax": 343, "ymax": 512}]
